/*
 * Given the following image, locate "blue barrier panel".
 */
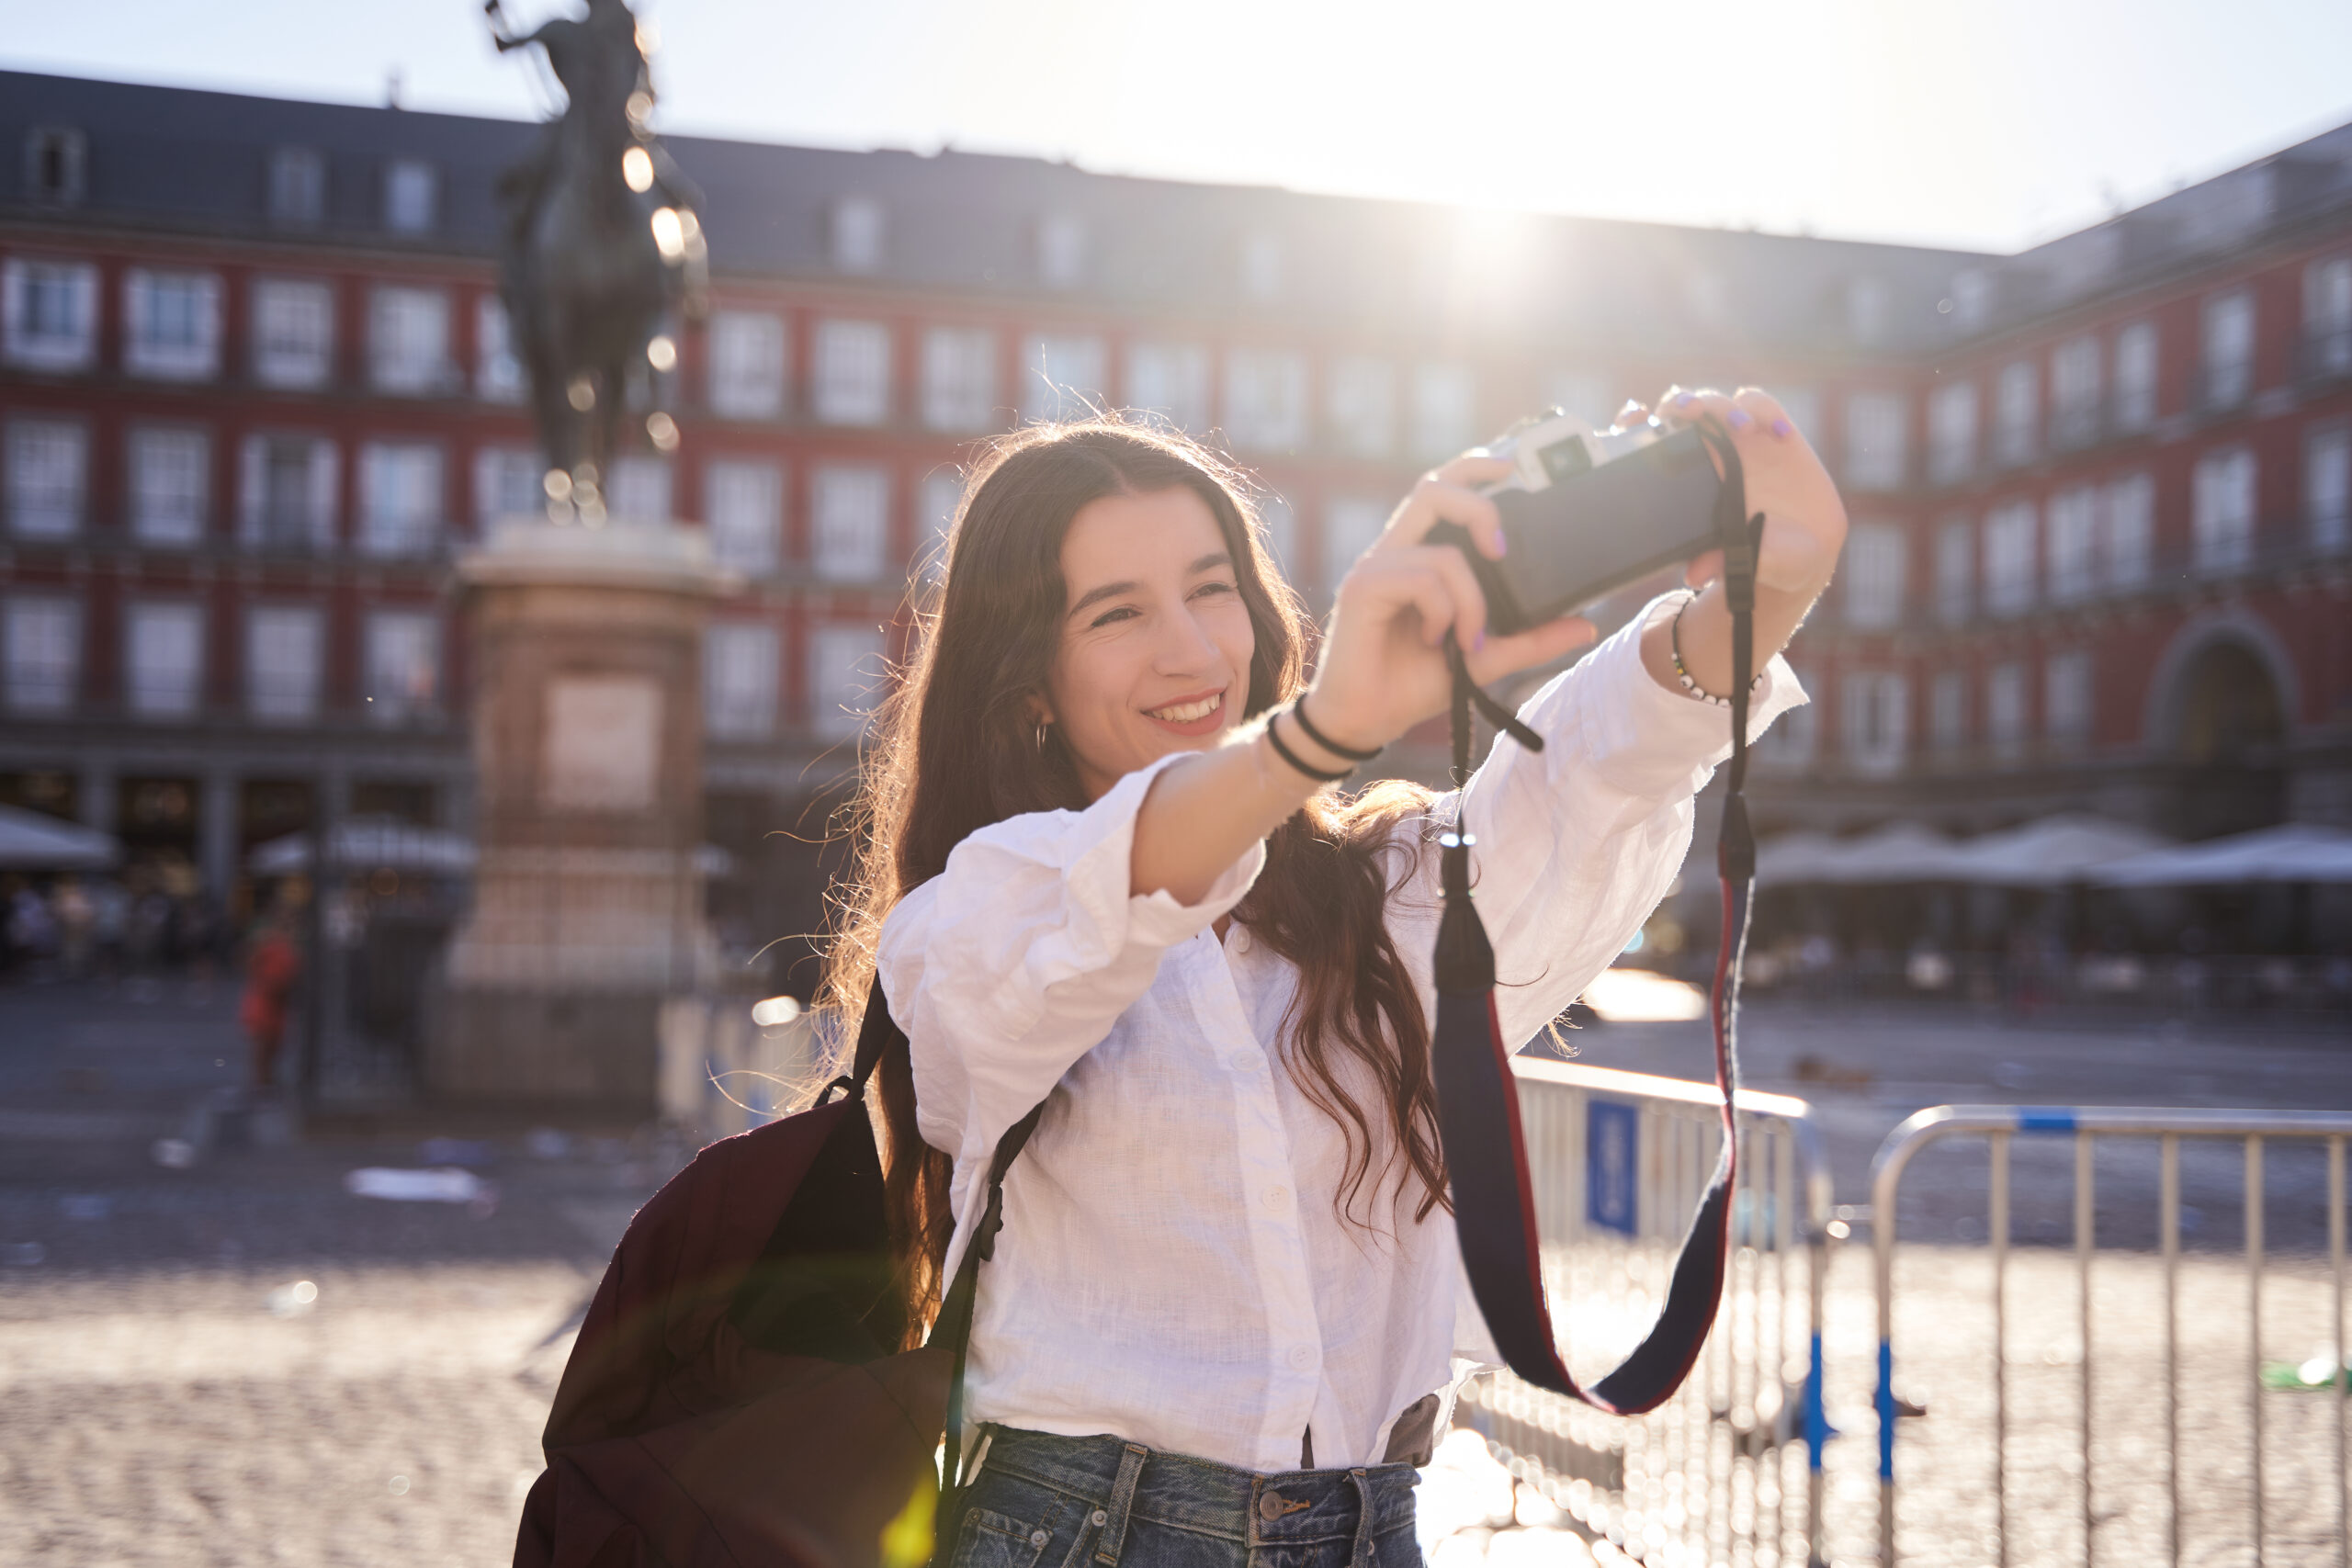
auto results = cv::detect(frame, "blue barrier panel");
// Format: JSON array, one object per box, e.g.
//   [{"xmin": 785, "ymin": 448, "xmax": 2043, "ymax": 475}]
[{"xmin": 1586, "ymin": 1099, "xmax": 1639, "ymax": 1236}]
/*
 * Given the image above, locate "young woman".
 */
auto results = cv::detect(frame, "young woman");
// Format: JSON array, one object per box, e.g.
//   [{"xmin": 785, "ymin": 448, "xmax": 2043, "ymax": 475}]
[{"xmin": 820, "ymin": 389, "xmax": 1845, "ymax": 1568}]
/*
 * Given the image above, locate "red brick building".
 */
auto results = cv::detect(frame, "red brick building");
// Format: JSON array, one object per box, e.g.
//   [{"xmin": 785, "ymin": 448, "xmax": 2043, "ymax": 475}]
[{"xmin": 2, "ymin": 71, "xmax": 2347, "ymax": 977}]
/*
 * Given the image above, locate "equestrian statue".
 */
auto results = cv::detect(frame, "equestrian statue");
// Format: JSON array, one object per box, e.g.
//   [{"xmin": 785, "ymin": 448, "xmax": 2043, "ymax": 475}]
[{"xmin": 486, "ymin": 0, "xmax": 706, "ymax": 522}]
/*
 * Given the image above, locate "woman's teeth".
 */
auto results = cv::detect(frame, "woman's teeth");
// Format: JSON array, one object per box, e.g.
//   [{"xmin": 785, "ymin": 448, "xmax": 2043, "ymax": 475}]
[{"xmin": 1148, "ymin": 696, "xmax": 1220, "ymax": 723}]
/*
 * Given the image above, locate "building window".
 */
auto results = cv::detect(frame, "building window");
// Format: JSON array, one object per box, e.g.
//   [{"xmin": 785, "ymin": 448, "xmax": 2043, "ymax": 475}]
[
  {"xmin": 808, "ymin": 622, "xmax": 886, "ymax": 740},
  {"xmin": 2309, "ymin": 424, "xmax": 2350, "ymax": 552},
  {"xmin": 2307, "ymin": 256, "xmax": 2352, "ymax": 378},
  {"xmin": 2192, "ymin": 446, "xmax": 2257, "ymax": 572},
  {"xmin": 238, "ymin": 434, "xmax": 337, "ymax": 551},
  {"xmin": 607, "ymin": 456, "xmax": 672, "ymax": 522},
  {"xmin": 365, "ymin": 611, "xmax": 440, "ymax": 723},
  {"xmin": 1991, "ymin": 360, "xmax": 2038, "ymax": 468},
  {"xmin": 810, "ymin": 463, "xmax": 888, "ymax": 582},
  {"xmin": 1037, "ymin": 213, "xmax": 1088, "ymax": 289},
  {"xmin": 1125, "ymin": 342, "xmax": 1211, "ymax": 433},
  {"xmin": 1327, "ymin": 357, "xmax": 1397, "ymax": 458},
  {"xmin": 252, "ymin": 278, "xmax": 334, "ymax": 389},
  {"xmin": 357, "ymin": 442, "xmax": 442, "ymax": 557},
  {"xmin": 1544, "ymin": 371, "xmax": 1613, "ymax": 428},
  {"xmin": 2050, "ymin": 336, "xmax": 2102, "ymax": 449},
  {"xmin": 126, "ymin": 602, "xmax": 204, "ymax": 720},
  {"xmin": 4, "ymin": 595, "xmax": 80, "ymax": 713},
  {"xmin": 2101, "ymin": 472, "xmax": 2154, "ymax": 591},
  {"xmin": 1839, "ymin": 671, "xmax": 1908, "ymax": 777},
  {"xmin": 813, "ymin": 318, "xmax": 891, "ymax": 425},
  {"xmin": 473, "ymin": 445, "xmax": 542, "ymax": 528},
  {"xmin": 706, "ymin": 622, "xmax": 779, "ymax": 741},
  {"xmin": 707, "ymin": 458, "xmax": 783, "ymax": 577},
  {"xmin": 1927, "ymin": 381, "xmax": 1976, "ymax": 484},
  {"xmin": 1985, "ymin": 661, "xmax": 2028, "ymax": 762},
  {"xmin": 1226, "ymin": 350, "xmax": 1307, "ymax": 454},
  {"xmin": 1322, "ymin": 497, "xmax": 1389, "ymax": 601},
  {"xmin": 1934, "ymin": 514, "xmax": 1973, "ymax": 626},
  {"xmin": 368, "ymin": 285, "xmax": 452, "ymax": 395},
  {"xmin": 129, "ymin": 427, "xmax": 209, "ymax": 547},
  {"xmin": 922, "ymin": 326, "xmax": 997, "ymax": 434},
  {"xmin": 3, "ymin": 257, "xmax": 99, "ymax": 371},
  {"xmin": 1256, "ymin": 492, "xmax": 1295, "ymax": 578},
  {"xmin": 383, "ymin": 159, "xmax": 438, "ymax": 234},
  {"xmin": 707, "ymin": 310, "xmax": 786, "ymax": 419},
  {"xmin": 1409, "ymin": 363, "xmax": 1476, "ymax": 462},
  {"xmin": 1239, "ymin": 232, "xmax": 1283, "ymax": 303},
  {"xmin": 2044, "ymin": 649, "xmax": 2093, "ymax": 747},
  {"xmin": 1842, "ymin": 523, "xmax": 1906, "ymax": 629},
  {"xmin": 245, "ymin": 605, "xmax": 322, "ymax": 724},
  {"xmin": 1929, "ymin": 670, "xmax": 1967, "ymax": 753},
  {"xmin": 2199, "ymin": 290, "xmax": 2256, "ymax": 412},
  {"xmin": 122, "ymin": 269, "xmax": 223, "ymax": 382},
  {"xmin": 919, "ymin": 468, "xmax": 963, "ymax": 579},
  {"xmin": 24, "ymin": 126, "xmax": 87, "ymax": 206},
  {"xmin": 1983, "ymin": 501, "xmax": 2037, "ymax": 617},
  {"xmin": 2113, "ymin": 321, "xmax": 2159, "ymax": 432},
  {"xmin": 8, "ymin": 417, "xmax": 89, "ymax": 539},
  {"xmin": 1020, "ymin": 333, "xmax": 1106, "ymax": 423},
  {"xmin": 831, "ymin": 197, "xmax": 885, "ymax": 274},
  {"xmin": 475, "ymin": 295, "xmax": 526, "ymax": 403},
  {"xmin": 1848, "ymin": 276, "xmax": 1890, "ymax": 344},
  {"xmin": 267, "ymin": 146, "xmax": 325, "ymax": 227},
  {"xmin": 1843, "ymin": 391, "xmax": 1907, "ymax": 491},
  {"xmin": 2045, "ymin": 485, "xmax": 2098, "ymax": 604}
]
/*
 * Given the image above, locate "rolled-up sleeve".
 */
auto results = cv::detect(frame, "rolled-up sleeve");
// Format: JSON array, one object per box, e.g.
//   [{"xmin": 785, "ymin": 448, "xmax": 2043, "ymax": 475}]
[
  {"xmin": 1392, "ymin": 593, "xmax": 1808, "ymax": 1051},
  {"xmin": 877, "ymin": 750, "xmax": 1264, "ymax": 1171}
]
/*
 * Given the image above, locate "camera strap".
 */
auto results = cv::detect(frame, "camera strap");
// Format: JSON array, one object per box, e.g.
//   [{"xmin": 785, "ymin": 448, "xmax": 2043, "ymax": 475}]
[{"xmin": 1431, "ymin": 418, "xmax": 1763, "ymax": 1415}]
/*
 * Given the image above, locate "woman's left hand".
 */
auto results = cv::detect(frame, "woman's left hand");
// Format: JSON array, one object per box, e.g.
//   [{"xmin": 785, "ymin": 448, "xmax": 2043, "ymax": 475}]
[{"xmin": 1643, "ymin": 386, "xmax": 1848, "ymax": 608}]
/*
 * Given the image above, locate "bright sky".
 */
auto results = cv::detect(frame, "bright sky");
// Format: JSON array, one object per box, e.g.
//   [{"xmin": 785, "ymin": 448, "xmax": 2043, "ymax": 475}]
[{"xmin": 9, "ymin": 0, "xmax": 2352, "ymax": 254}]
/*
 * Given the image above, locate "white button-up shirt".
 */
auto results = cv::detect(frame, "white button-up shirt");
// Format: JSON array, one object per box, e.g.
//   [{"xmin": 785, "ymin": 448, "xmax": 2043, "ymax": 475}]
[{"xmin": 877, "ymin": 600, "xmax": 1804, "ymax": 1473}]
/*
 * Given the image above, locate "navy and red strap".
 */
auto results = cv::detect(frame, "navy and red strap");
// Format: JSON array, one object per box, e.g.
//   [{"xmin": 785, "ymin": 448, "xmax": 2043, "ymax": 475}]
[{"xmin": 1432, "ymin": 418, "xmax": 1763, "ymax": 1415}]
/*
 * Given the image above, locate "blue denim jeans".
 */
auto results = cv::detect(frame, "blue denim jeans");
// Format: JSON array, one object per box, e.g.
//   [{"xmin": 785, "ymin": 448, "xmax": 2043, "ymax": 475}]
[{"xmin": 945, "ymin": 1427, "xmax": 1423, "ymax": 1568}]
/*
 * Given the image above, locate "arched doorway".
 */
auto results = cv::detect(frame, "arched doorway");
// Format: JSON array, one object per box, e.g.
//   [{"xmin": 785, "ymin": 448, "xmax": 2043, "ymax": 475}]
[{"xmin": 2165, "ymin": 636, "xmax": 2287, "ymax": 839}]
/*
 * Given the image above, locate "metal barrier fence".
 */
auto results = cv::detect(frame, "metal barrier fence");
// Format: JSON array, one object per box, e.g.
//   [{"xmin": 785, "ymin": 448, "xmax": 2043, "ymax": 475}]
[
  {"xmin": 1871, "ymin": 1105, "xmax": 2352, "ymax": 1568},
  {"xmin": 1454, "ymin": 1057, "xmax": 1836, "ymax": 1568}
]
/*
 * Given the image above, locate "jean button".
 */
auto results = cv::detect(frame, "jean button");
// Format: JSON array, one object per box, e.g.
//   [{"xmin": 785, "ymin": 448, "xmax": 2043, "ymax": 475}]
[
  {"xmin": 1091, "ymin": 1510, "xmax": 1108, "ymax": 1528},
  {"xmin": 1030, "ymin": 1530, "xmax": 1049, "ymax": 1548}
]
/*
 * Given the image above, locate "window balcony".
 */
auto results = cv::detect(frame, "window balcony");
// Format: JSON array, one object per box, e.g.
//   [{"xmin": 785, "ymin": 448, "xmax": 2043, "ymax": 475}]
[
  {"xmin": 2047, "ymin": 402, "xmax": 2103, "ymax": 453},
  {"xmin": 2193, "ymin": 361, "xmax": 2254, "ymax": 415},
  {"xmin": 2298, "ymin": 325, "xmax": 2352, "ymax": 388}
]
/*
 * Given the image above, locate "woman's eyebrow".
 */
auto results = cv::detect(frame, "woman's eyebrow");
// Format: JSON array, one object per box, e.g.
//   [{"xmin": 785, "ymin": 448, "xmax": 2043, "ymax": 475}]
[
  {"xmin": 1068, "ymin": 579, "xmax": 1140, "ymax": 617},
  {"xmin": 1187, "ymin": 551, "xmax": 1233, "ymax": 575}
]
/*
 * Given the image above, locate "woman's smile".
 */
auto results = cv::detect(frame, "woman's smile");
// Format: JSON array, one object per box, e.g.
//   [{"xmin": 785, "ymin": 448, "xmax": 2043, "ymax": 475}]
[{"xmin": 1143, "ymin": 691, "xmax": 1227, "ymax": 735}]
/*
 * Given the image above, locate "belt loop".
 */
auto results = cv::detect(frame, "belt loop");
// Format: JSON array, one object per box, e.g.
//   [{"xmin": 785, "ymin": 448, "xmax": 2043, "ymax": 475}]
[
  {"xmin": 1091, "ymin": 1443, "xmax": 1149, "ymax": 1568},
  {"xmin": 1347, "ymin": 1469, "xmax": 1375, "ymax": 1568}
]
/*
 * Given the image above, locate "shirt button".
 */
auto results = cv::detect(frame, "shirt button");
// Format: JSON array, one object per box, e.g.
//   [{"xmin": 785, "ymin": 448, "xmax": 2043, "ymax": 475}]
[
  {"xmin": 1262, "ymin": 1186, "xmax": 1288, "ymax": 1210},
  {"xmin": 1030, "ymin": 1530, "xmax": 1050, "ymax": 1548},
  {"xmin": 1091, "ymin": 1510, "xmax": 1108, "ymax": 1528},
  {"xmin": 1229, "ymin": 1053, "xmax": 1257, "ymax": 1073},
  {"xmin": 1288, "ymin": 1345, "xmax": 1315, "ymax": 1369}
]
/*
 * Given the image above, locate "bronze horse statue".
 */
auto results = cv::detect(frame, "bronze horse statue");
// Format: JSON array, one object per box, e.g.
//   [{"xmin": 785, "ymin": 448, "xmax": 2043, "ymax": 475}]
[{"xmin": 488, "ymin": 0, "xmax": 705, "ymax": 521}]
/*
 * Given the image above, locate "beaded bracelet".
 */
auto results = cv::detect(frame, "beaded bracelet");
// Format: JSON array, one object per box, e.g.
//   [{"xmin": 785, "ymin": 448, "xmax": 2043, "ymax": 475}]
[
  {"xmin": 1669, "ymin": 593, "xmax": 1763, "ymax": 707},
  {"xmin": 1289, "ymin": 695, "xmax": 1382, "ymax": 762}
]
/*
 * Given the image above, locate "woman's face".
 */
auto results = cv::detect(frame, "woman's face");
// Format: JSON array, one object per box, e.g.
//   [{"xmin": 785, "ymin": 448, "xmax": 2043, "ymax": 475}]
[{"xmin": 1042, "ymin": 485, "xmax": 1257, "ymax": 801}]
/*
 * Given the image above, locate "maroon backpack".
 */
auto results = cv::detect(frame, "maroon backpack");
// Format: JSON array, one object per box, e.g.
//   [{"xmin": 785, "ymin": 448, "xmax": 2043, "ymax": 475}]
[{"xmin": 513, "ymin": 982, "xmax": 1037, "ymax": 1568}]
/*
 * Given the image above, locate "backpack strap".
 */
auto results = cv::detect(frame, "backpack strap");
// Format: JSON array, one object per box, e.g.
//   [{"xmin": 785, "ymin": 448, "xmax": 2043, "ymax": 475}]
[
  {"xmin": 1431, "ymin": 414, "xmax": 1762, "ymax": 1416},
  {"xmin": 842, "ymin": 972, "xmax": 1044, "ymax": 1553}
]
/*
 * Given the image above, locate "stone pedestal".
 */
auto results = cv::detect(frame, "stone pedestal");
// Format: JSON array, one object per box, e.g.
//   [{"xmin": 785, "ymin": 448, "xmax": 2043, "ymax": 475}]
[{"xmin": 430, "ymin": 519, "xmax": 732, "ymax": 1111}]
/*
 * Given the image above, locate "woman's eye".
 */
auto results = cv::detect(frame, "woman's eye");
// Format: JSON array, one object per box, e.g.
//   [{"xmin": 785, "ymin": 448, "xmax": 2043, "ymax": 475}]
[
  {"xmin": 1088, "ymin": 605, "xmax": 1138, "ymax": 629},
  {"xmin": 1193, "ymin": 580, "xmax": 1238, "ymax": 601}
]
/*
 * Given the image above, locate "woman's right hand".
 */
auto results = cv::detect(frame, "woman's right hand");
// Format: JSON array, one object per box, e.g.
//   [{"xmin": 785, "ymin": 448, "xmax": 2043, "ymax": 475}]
[{"xmin": 1299, "ymin": 455, "xmax": 1599, "ymax": 754}]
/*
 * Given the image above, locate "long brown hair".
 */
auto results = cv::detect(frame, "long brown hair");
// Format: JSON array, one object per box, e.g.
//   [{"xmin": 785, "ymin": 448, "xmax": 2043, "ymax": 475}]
[{"xmin": 818, "ymin": 417, "xmax": 1445, "ymax": 1346}]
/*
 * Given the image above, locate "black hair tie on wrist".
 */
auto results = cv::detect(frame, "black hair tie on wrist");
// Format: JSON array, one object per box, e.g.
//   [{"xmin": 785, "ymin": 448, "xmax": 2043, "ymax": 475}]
[
  {"xmin": 1290, "ymin": 695, "xmax": 1382, "ymax": 762},
  {"xmin": 1263, "ymin": 707, "xmax": 1353, "ymax": 783}
]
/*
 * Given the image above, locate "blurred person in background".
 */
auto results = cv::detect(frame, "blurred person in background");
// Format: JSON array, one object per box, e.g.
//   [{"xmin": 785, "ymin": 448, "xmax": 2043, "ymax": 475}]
[
  {"xmin": 819, "ymin": 390, "xmax": 1843, "ymax": 1568},
  {"xmin": 52, "ymin": 876, "xmax": 95, "ymax": 979},
  {"xmin": 240, "ymin": 886, "xmax": 306, "ymax": 1093}
]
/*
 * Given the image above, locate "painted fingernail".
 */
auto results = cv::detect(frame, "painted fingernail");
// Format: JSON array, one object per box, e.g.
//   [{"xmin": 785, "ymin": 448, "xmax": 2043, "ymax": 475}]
[
  {"xmin": 1771, "ymin": 417, "xmax": 1793, "ymax": 437},
  {"xmin": 1474, "ymin": 630, "xmax": 1487, "ymax": 653},
  {"xmin": 1493, "ymin": 532, "xmax": 1508, "ymax": 558},
  {"xmin": 1726, "ymin": 408, "xmax": 1752, "ymax": 429},
  {"xmin": 1675, "ymin": 392, "xmax": 1697, "ymax": 409}
]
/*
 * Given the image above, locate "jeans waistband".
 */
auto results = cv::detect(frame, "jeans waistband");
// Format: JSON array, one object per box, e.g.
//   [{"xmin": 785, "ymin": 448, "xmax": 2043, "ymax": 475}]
[{"xmin": 975, "ymin": 1427, "xmax": 1420, "ymax": 1550}]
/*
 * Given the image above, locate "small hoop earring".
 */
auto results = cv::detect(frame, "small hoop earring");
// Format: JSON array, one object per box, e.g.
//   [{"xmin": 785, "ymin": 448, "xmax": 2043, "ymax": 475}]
[{"xmin": 1035, "ymin": 719, "xmax": 1050, "ymax": 752}]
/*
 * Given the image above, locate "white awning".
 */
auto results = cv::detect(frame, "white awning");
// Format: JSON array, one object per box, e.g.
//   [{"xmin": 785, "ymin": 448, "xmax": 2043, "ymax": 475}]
[
  {"xmin": 1754, "ymin": 814, "xmax": 2172, "ymax": 887},
  {"xmin": 0, "ymin": 805, "xmax": 117, "ymax": 871},
  {"xmin": 2088, "ymin": 823, "xmax": 2352, "ymax": 887},
  {"xmin": 1940, "ymin": 814, "xmax": 2172, "ymax": 888},
  {"xmin": 248, "ymin": 821, "xmax": 737, "ymax": 879},
  {"xmin": 1755, "ymin": 822, "xmax": 1965, "ymax": 886}
]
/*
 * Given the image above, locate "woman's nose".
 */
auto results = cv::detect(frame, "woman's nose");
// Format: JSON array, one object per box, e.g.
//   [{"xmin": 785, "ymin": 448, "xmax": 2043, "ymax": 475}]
[{"xmin": 1152, "ymin": 604, "xmax": 1222, "ymax": 674}]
